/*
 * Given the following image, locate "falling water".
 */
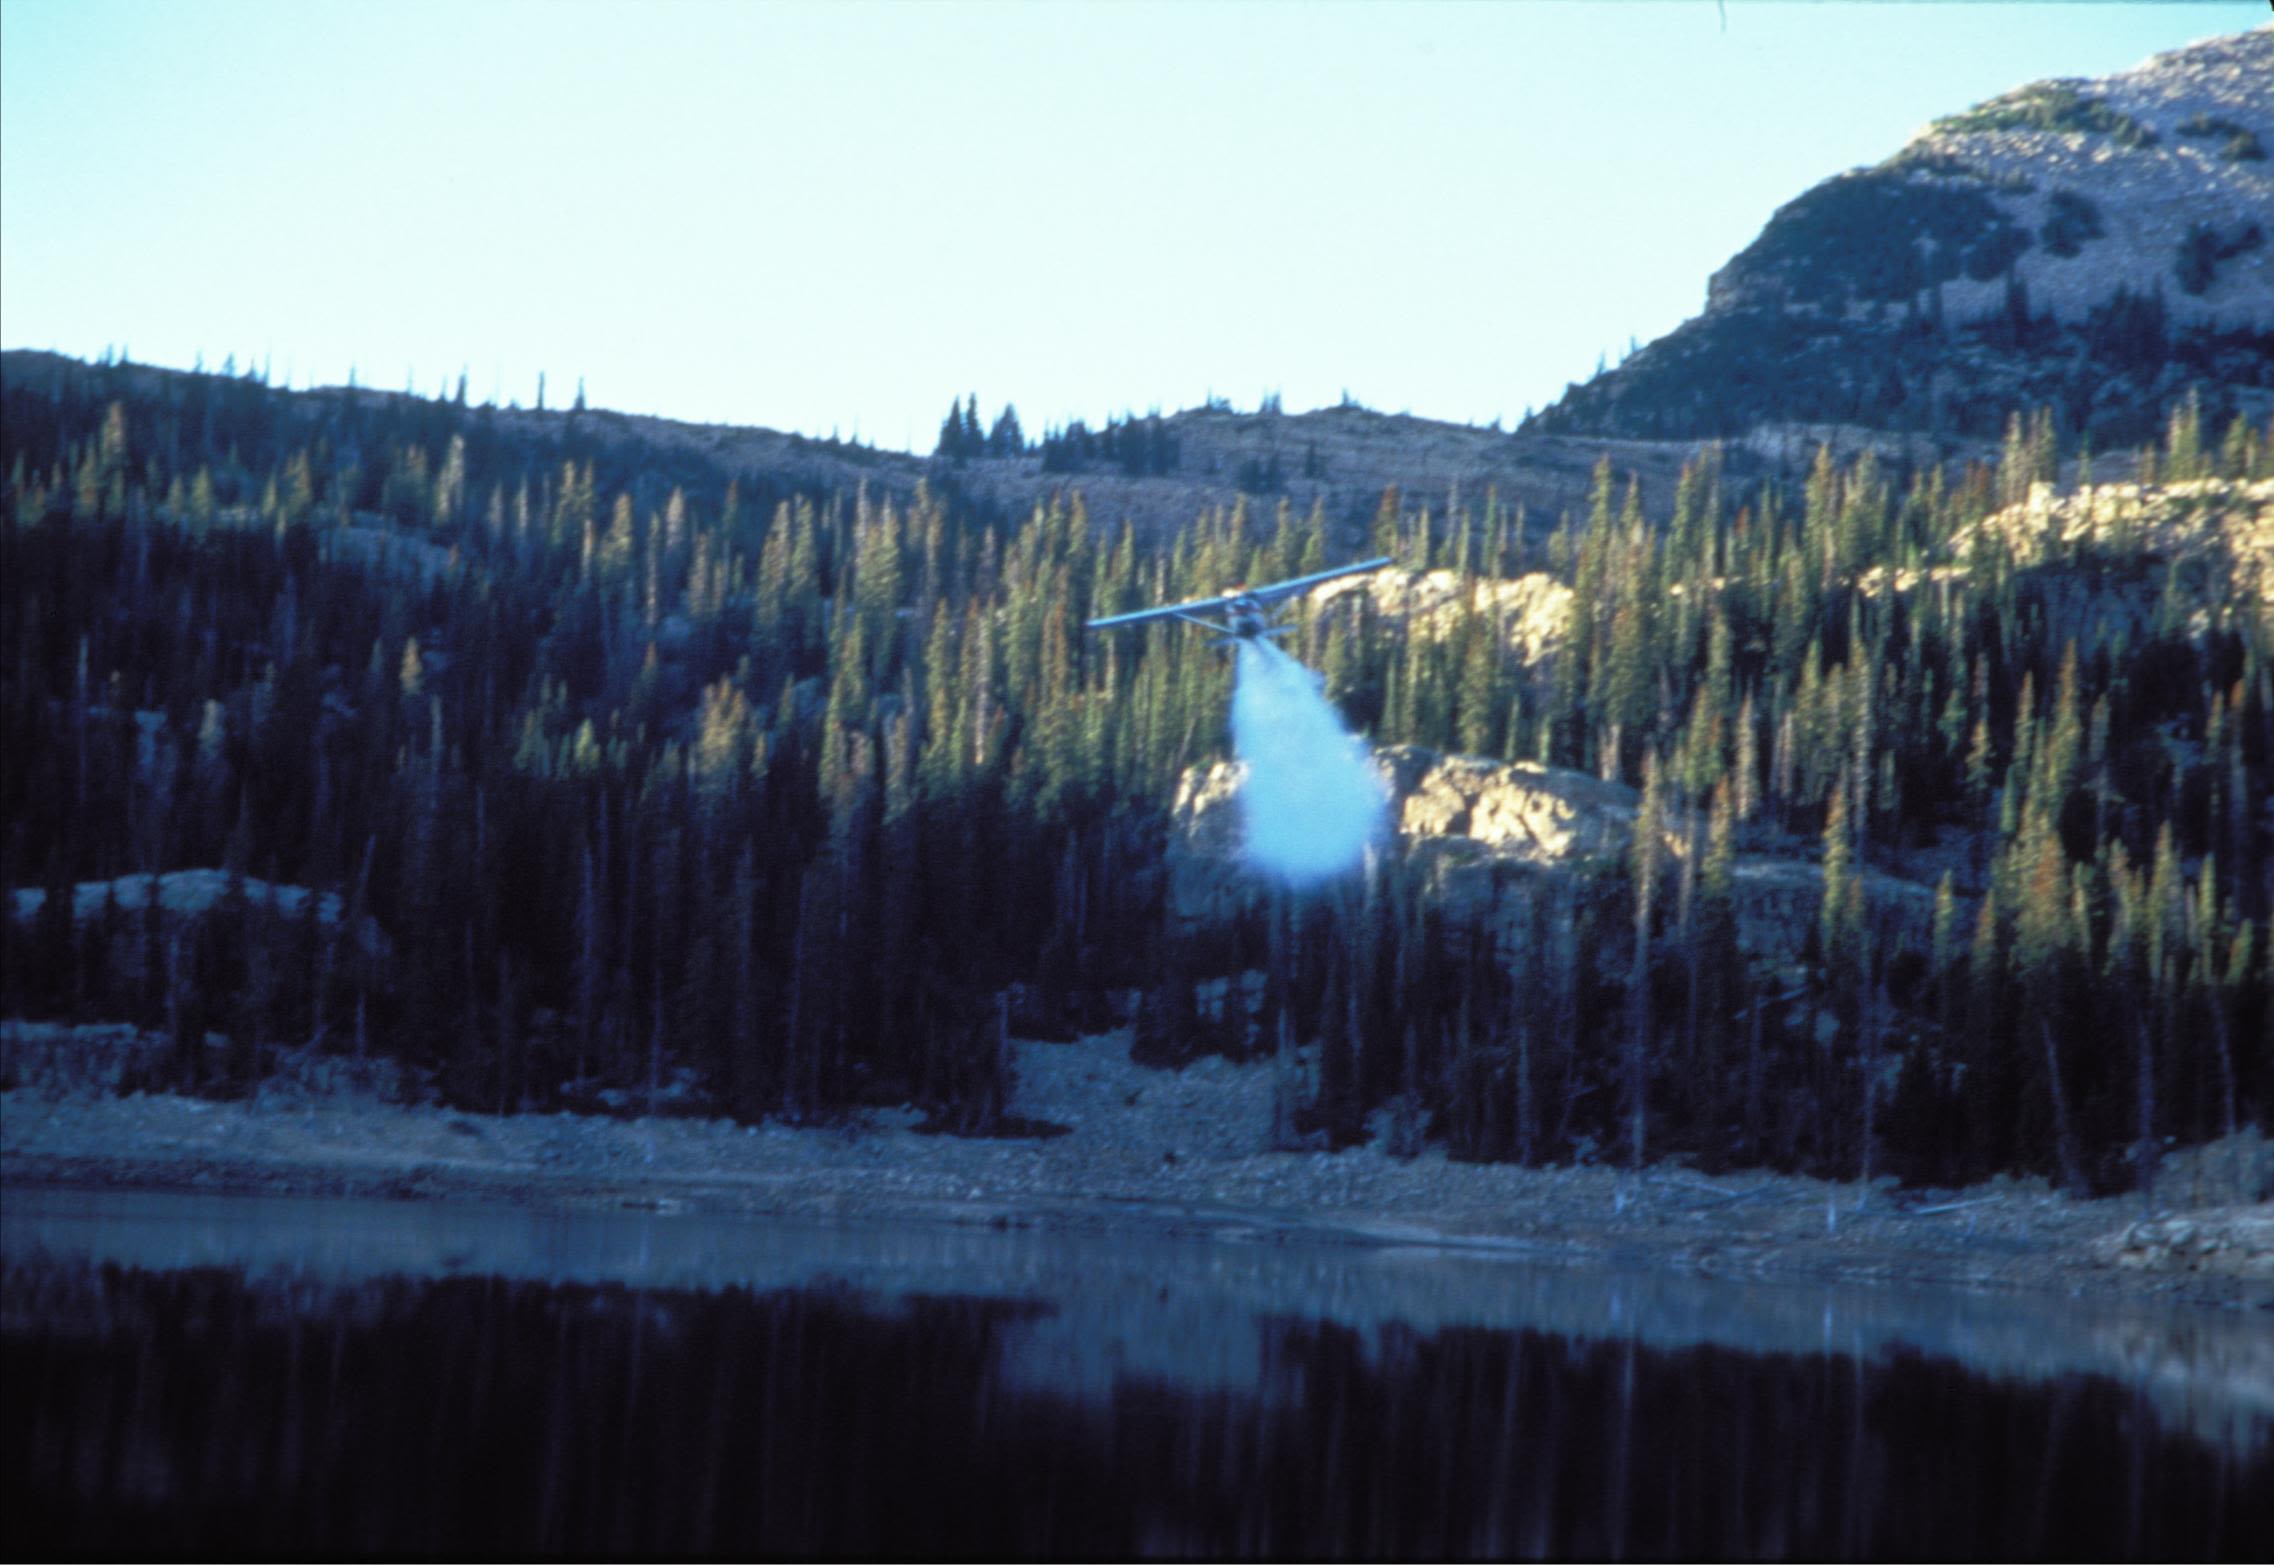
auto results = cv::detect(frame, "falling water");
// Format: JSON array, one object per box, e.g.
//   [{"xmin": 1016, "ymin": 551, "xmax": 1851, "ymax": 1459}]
[{"xmin": 1229, "ymin": 640, "xmax": 1386, "ymax": 884}]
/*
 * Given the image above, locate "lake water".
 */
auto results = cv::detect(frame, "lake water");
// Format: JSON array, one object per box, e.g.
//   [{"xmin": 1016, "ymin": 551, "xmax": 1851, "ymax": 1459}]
[{"xmin": 4, "ymin": 1187, "xmax": 2268, "ymax": 1558}]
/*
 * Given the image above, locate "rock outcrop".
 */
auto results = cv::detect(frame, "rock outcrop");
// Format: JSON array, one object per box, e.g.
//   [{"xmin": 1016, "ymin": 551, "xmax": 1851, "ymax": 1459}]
[
  {"xmin": 1854, "ymin": 474, "xmax": 2274, "ymax": 652},
  {"xmin": 1170, "ymin": 744, "xmax": 1937, "ymax": 968},
  {"xmin": 1960, "ymin": 474, "xmax": 2274, "ymax": 606},
  {"xmin": 1310, "ymin": 568, "xmax": 1574, "ymax": 669},
  {"xmin": 9, "ymin": 869, "xmax": 391, "ymax": 980}
]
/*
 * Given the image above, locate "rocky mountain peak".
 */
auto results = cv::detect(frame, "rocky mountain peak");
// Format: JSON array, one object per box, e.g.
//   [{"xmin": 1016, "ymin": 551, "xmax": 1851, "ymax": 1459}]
[
  {"xmin": 1714, "ymin": 28, "xmax": 2272, "ymax": 330},
  {"xmin": 1532, "ymin": 29, "xmax": 2273, "ymax": 447}
]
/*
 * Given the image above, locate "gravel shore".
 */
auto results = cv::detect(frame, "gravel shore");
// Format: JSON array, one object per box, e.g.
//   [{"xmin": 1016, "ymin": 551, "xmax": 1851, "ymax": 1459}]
[{"xmin": 4, "ymin": 1026, "xmax": 2268, "ymax": 1310}]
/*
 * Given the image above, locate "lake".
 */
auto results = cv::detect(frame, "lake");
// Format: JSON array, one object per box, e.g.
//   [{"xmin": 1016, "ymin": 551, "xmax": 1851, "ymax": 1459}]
[{"xmin": 4, "ymin": 1187, "xmax": 2267, "ymax": 1558}]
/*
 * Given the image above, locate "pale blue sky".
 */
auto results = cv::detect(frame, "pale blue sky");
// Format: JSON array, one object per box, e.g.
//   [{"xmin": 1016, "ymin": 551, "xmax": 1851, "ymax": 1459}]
[{"xmin": 0, "ymin": 1, "xmax": 2250, "ymax": 450}]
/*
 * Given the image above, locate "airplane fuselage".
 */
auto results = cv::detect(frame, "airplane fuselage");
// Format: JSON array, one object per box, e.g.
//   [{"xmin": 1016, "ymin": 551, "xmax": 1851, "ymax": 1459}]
[{"xmin": 1220, "ymin": 590, "xmax": 1269, "ymax": 639}]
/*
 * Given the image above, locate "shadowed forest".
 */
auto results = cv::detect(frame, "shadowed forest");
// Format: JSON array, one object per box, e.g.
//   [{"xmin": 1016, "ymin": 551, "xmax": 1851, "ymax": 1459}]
[{"xmin": 2, "ymin": 357, "xmax": 2267, "ymax": 1194}]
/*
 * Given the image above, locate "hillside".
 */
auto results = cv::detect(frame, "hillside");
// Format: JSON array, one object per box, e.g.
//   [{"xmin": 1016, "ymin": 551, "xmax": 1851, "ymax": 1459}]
[
  {"xmin": 3, "ymin": 282, "xmax": 2267, "ymax": 1202},
  {"xmin": 1, "ymin": 350, "xmax": 1785, "ymax": 549},
  {"xmin": 0, "ymin": 347, "xmax": 929, "ymax": 514},
  {"xmin": 939, "ymin": 400, "xmax": 1760, "ymax": 534},
  {"xmin": 1531, "ymin": 28, "xmax": 2274, "ymax": 444}
]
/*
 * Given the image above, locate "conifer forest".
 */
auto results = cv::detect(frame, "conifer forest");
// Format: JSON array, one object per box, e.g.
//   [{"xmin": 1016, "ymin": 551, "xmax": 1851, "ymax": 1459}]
[{"xmin": 3, "ymin": 356, "xmax": 2268, "ymax": 1196}]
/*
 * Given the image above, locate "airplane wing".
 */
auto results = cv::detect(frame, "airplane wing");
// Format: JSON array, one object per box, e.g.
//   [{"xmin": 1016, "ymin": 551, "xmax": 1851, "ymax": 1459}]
[
  {"xmin": 1242, "ymin": 555, "xmax": 1395, "ymax": 606},
  {"xmin": 1085, "ymin": 594, "xmax": 1233, "ymax": 630},
  {"xmin": 1085, "ymin": 557, "xmax": 1394, "ymax": 629}
]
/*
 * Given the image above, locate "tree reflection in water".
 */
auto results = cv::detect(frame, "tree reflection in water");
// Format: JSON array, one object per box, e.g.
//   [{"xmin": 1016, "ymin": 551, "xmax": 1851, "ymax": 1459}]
[{"xmin": 4, "ymin": 1261, "xmax": 2266, "ymax": 1559}]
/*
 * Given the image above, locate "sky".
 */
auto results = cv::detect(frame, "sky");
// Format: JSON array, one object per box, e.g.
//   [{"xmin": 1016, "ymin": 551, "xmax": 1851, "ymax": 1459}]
[{"xmin": 0, "ymin": 1, "xmax": 2252, "ymax": 451}]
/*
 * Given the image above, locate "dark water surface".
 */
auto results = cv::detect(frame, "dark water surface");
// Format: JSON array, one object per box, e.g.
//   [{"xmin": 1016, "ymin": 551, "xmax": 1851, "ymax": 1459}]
[{"xmin": 4, "ymin": 1188, "xmax": 2268, "ymax": 1559}]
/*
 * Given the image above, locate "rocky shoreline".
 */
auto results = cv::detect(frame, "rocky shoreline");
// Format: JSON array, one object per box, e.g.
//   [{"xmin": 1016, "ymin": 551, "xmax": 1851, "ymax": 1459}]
[{"xmin": 3, "ymin": 1025, "xmax": 2267, "ymax": 1312}]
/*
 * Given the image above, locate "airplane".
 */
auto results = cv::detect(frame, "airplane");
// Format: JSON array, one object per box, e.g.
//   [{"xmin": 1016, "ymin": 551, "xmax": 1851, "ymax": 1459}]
[{"xmin": 1085, "ymin": 556, "xmax": 1394, "ymax": 644}]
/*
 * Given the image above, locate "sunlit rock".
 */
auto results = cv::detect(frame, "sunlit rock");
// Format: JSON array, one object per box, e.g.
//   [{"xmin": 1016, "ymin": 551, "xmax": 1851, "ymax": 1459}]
[{"xmin": 1169, "ymin": 744, "xmax": 1937, "ymax": 967}]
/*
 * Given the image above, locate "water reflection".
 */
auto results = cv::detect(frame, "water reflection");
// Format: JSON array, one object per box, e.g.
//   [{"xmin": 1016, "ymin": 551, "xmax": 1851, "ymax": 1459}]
[{"xmin": 3, "ymin": 1191, "xmax": 2269, "ymax": 1558}]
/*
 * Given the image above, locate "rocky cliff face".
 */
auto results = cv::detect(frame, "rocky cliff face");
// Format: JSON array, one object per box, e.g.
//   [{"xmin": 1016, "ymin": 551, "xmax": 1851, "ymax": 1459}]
[
  {"xmin": 1169, "ymin": 744, "xmax": 1936, "ymax": 971},
  {"xmin": 1530, "ymin": 29, "xmax": 2274, "ymax": 445}
]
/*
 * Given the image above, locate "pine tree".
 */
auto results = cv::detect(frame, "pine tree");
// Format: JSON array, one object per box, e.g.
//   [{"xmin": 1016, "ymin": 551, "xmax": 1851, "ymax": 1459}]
[
  {"xmin": 1820, "ymin": 773, "xmax": 1859, "ymax": 982},
  {"xmin": 1454, "ymin": 612, "xmax": 1501, "ymax": 757},
  {"xmin": 1625, "ymin": 751, "xmax": 1665, "ymax": 1169},
  {"xmin": 987, "ymin": 405, "xmax": 1025, "ymax": 457}
]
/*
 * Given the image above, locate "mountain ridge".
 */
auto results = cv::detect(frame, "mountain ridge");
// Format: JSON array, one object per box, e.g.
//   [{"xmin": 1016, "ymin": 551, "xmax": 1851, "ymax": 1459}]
[
  {"xmin": 1530, "ymin": 28, "xmax": 2274, "ymax": 445},
  {"xmin": 1, "ymin": 347, "xmax": 1817, "ymax": 542}
]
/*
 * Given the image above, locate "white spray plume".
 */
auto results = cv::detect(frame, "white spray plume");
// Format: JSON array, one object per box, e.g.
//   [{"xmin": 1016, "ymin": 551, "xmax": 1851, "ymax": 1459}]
[{"xmin": 1229, "ymin": 640, "xmax": 1386, "ymax": 884}]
